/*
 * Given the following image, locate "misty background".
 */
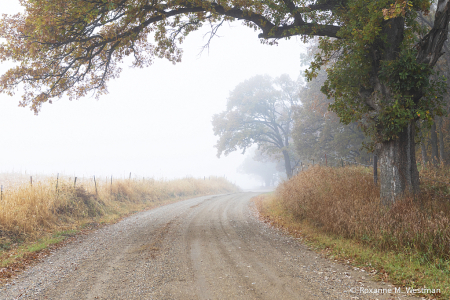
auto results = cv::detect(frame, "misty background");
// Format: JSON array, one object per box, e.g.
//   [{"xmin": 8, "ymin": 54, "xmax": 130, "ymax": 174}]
[{"xmin": 0, "ymin": 2, "xmax": 305, "ymax": 189}]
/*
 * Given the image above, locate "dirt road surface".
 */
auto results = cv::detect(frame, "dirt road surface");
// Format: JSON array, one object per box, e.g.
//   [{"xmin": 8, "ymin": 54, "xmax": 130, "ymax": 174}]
[{"xmin": 0, "ymin": 193, "xmax": 420, "ymax": 300}]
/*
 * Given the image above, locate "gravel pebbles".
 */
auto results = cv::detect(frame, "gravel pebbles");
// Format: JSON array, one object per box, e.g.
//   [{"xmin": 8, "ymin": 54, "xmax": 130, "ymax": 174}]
[{"xmin": 0, "ymin": 193, "xmax": 421, "ymax": 300}]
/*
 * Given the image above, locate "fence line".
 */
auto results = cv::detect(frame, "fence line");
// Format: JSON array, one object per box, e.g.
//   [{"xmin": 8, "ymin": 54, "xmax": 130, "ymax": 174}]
[
  {"xmin": 0, "ymin": 173, "xmax": 230, "ymax": 196},
  {"xmin": 296, "ymin": 154, "xmax": 375, "ymax": 169},
  {"xmin": 297, "ymin": 153, "xmax": 450, "ymax": 187},
  {"xmin": 324, "ymin": 153, "xmax": 372, "ymax": 167},
  {"xmin": 295, "ymin": 153, "xmax": 378, "ymax": 184}
]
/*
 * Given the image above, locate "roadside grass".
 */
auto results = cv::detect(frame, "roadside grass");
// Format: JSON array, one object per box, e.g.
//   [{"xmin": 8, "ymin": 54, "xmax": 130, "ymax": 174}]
[
  {"xmin": 253, "ymin": 165, "xmax": 450, "ymax": 299},
  {"xmin": 418, "ymin": 162, "xmax": 450, "ymax": 196},
  {"xmin": 0, "ymin": 175, "xmax": 239, "ymax": 278}
]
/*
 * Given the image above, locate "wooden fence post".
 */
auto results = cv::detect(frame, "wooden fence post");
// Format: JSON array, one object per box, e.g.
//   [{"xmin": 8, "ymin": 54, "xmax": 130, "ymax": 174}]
[
  {"xmin": 74, "ymin": 177, "xmax": 77, "ymax": 188},
  {"xmin": 30, "ymin": 176, "xmax": 33, "ymax": 187},
  {"xmin": 94, "ymin": 175, "xmax": 98, "ymax": 195},
  {"xmin": 325, "ymin": 154, "xmax": 327, "ymax": 166},
  {"xmin": 56, "ymin": 173, "xmax": 59, "ymax": 193}
]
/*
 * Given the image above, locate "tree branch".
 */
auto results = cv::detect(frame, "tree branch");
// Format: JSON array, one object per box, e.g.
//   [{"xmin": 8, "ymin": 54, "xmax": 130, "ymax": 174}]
[{"xmin": 416, "ymin": 0, "xmax": 450, "ymax": 67}]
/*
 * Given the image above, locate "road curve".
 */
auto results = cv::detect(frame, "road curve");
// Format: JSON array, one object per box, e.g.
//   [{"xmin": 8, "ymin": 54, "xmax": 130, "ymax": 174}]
[{"xmin": 0, "ymin": 192, "xmax": 418, "ymax": 300}]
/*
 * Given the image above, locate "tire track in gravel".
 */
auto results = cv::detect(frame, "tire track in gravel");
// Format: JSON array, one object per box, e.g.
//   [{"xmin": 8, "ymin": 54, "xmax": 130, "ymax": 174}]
[
  {"xmin": 0, "ymin": 193, "xmax": 420, "ymax": 300},
  {"xmin": 215, "ymin": 196, "xmax": 300, "ymax": 298}
]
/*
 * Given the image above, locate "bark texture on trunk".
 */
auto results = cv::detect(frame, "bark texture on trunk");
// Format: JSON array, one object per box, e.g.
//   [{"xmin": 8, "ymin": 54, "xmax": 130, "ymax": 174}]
[
  {"xmin": 379, "ymin": 122, "xmax": 420, "ymax": 205},
  {"xmin": 282, "ymin": 150, "xmax": 293, "ymax": 179},
  {"xmin": 375, "ymin": 1, "xmax": 450, "ymax": 203}
]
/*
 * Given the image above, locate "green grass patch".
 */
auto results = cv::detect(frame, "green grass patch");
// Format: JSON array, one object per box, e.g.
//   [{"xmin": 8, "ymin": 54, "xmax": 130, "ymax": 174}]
[
  {"xmin": 254, "ymin": 193, "xmax": 449, "ymax": 299},
  {"xmin": 304, "ymin": 226, "xmax": 449, "ymax": 297},
  {"xmin": 26, "ymin": 236, "xmax": 65, "ymax": 253}
]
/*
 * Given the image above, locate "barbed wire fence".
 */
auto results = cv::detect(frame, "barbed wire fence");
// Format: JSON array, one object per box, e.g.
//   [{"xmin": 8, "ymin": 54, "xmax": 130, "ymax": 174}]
[
  {"xmin": 0, "ymin": 172, "xmax": 231, "ymax": 201},
  {"xmin": 293, "ymin": 153, "xmax": 380, "ymax": 185},
  {"xmin": 294, "ymin": 152, "xmax": 449, "ymax": 187}
]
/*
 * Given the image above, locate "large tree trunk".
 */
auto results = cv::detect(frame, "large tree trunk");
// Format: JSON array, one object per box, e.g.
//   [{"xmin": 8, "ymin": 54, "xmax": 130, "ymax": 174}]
[
  {"xmin": 282, "ymin": 150, "xmax": 293, "ymax": 179},
  {"xmin": 374, "ymin": 1, "xmax": 450, "ymax": 203},
  {"xmin": 430, "ymin": 122, "xmax": 439, "ymax": 165},
  {"xmin": 371, "ymin": 18, "xmax": 418, "ymax": 205},
  {"xmin": 379, "ymin": 122, "xmax": 420, "ymax": 205}
]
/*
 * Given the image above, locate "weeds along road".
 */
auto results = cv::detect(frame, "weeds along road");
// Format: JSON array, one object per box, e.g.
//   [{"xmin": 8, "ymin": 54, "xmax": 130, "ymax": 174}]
[{"xmin": 0, "ymin": 193, "xmax": 418, "ymax": 300}]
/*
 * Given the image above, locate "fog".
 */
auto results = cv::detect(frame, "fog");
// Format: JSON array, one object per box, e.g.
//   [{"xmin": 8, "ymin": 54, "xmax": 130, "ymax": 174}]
[{"xmin": 0, "ymin": 2, "xmax": 305, "ymax": 189}]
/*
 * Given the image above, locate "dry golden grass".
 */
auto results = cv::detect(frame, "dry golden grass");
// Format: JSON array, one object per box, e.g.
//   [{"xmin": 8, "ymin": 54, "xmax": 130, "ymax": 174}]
[
  {"xmin": 276, "ymin": 165, "xmax": 450, "ymax": 263},
  {"xmin": 419, "ymin": 162, "xmax": 450, "ymax": 187},
  {"xmin": 255, "ymin": 192, "xmax": 449, "ymax": 298},
  {"xmin": 255, "ymin": 165, "xmax": 450, "ymax": 298},
  {"xmin": 0, "ymin": 174, "xmax": 239, "ymax": 249}
]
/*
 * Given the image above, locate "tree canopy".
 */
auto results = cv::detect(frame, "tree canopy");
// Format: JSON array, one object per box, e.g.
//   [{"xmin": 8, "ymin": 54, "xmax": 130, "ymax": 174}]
[
  {"xmin": 0, "ymin": 0, "xmax": 339, "ymax": 113},
  {"xmin": 2, "ymin": 0, "xmax": 450, "ymax": 202},
  {"xmin": 307, "ymin": 1, "xmax": 448, "ymax": 149},
  {"xmin": 212, "ymin": 74, "xmax": 300, "ymax": 178}
]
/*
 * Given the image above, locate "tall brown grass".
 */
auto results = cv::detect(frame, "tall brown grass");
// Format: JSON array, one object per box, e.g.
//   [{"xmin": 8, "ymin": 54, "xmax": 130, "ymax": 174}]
[
  {"xmin": 276, "ymin": 165, "xmax": 450, "ymax": 264},
  {"xmin": 0, "ymin": 175, "xmax": 239, "ymax": 246}
]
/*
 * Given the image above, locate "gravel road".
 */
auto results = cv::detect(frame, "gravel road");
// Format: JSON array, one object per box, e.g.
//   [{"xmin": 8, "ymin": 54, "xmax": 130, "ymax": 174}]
[{"xmin": 0, "ymin": 192, "xmax": 420, "ymax": 300}]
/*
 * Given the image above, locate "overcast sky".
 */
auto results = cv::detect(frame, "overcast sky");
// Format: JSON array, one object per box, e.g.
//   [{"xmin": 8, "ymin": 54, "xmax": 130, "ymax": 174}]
[{"xmin": 0, "ymin": 2, "xmax": 306, "ymax": 188}]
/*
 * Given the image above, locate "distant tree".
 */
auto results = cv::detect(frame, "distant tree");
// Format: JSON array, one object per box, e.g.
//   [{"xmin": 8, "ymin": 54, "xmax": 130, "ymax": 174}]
[
  {"xmin": 416, "ymin": 8, "xmax": 450, "ymax": 166},
  {"xmin": 252, "ymin": 144, "xmax": 294, "ymax": 178},
  {"xmin": 1, "ymin": 0, "xmax": 450, "ymax": 203},
  {"xmin": 293, "ymin": 69, "xmax": 371, "ymax": 165},
  {"xmin": 238, "ymin": 148, "xmax": 278, "ymax": 187},
  {"xmin": 213, "ymin": 74, "xmax": 300, "ymax": 179}
]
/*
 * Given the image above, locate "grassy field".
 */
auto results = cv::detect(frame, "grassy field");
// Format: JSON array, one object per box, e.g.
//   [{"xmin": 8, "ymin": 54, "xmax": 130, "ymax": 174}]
[
  {"xmin": 0, "ymin": 173, "xmax": 239, "ymax": 279},
  {"xmin": 254, "ymin": 165, "xmax": 450, "ymax": 299}
]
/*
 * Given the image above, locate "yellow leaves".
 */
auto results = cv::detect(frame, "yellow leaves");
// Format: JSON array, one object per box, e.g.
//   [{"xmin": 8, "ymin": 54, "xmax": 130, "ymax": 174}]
[{"xmin": 382, "ymin": 0, "xmax": 412, "ymax": 20}]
